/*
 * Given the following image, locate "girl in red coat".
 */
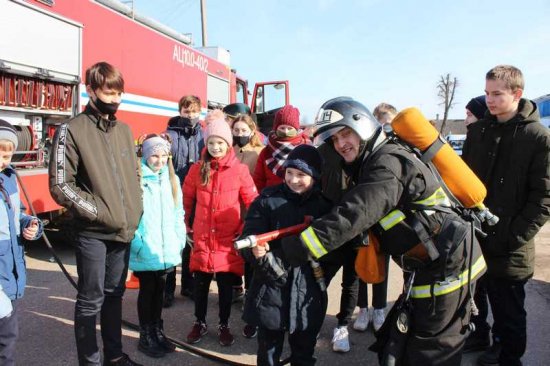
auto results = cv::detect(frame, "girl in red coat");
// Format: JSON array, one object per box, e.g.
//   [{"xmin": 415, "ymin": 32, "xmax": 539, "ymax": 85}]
[
  {"xmin": 183, "ymin": 114, "xmax": 258, "ymax": 347},
  {"xmin": 253, "ymin": 105, "xmax": 310, "ymax": 192}
]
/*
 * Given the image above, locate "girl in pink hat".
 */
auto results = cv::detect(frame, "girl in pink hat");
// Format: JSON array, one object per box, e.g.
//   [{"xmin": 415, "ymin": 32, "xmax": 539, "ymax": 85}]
[{"xmin": 183, "ymin": 112, "xmax": 258, "ymax": 347}]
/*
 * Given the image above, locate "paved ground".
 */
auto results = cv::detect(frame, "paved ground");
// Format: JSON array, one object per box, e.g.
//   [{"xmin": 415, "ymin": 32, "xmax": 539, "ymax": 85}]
[{"xmin": 16, "ymin": 223, "xmax": 550, "ymax": 365}]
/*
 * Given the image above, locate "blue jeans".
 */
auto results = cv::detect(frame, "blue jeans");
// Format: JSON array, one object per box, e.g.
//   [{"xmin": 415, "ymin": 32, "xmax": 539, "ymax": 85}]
[
  {"xmin": 74, "ymin": 235, "xmax": 130, "ymax": 365},
  {"xmin": 0, "ymin": 300, "xmax": 18, "ymax": 366}
]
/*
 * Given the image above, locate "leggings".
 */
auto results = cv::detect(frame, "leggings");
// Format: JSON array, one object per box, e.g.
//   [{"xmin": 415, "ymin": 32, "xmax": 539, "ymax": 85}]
[
  {"xmin": 194, "ymin": 271, "xmax": 239, "ymax": 325},
  {"xmin": 134, "ymin": 269, "xmax": 171, "ymax": 326}
]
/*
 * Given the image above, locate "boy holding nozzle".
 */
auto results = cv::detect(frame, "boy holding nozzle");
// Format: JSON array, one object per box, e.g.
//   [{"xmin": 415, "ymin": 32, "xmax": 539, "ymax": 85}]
[{"xmin": 239, "ymin": 144, "xmax": 332, "ymax": 366}]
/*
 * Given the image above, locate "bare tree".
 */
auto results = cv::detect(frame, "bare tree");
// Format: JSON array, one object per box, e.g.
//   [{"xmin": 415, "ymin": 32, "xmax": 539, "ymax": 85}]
[{"xmin": 437, "ymin": 73, "xmax": 458, "ymax": 134}]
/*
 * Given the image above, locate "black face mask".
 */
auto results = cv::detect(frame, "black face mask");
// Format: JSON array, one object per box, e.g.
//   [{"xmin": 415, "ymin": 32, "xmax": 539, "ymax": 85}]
[
  {"xmin": 92, "ymin": 94, "xmax": 119, "ymax": 116},
  {"xmin": 233, "ymin": 135, "xmax": 251, "ymax": 147}
]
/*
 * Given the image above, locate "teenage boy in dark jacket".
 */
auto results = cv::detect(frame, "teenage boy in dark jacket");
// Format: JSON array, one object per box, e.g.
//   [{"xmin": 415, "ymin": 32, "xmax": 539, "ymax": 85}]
[
  {"xmin": 163, "ymin": 95, "xmax": 204, "ymax": 306},
  {"xmin": 49, "ymin": 62, "xmax": 143, "ymax": 366},
  {"xmin": 241, "ymin": 145, "xmax": 332, "ymax": 366},
  {"xmin": 462, "ymin": 65, "xmax": 550, "ymax": 366}
]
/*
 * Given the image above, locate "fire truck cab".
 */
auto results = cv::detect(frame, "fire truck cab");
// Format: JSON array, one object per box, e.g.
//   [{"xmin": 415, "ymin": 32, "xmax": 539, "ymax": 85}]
[{"xmin": 0, "ymin": 0, "xmax": 289, "ymax": 216}]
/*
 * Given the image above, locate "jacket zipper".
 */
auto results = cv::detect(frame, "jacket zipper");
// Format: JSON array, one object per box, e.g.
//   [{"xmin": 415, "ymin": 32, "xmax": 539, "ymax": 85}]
[{"xmin": 99, "ymin": 126, "xmax": 131, "ymax": 242}]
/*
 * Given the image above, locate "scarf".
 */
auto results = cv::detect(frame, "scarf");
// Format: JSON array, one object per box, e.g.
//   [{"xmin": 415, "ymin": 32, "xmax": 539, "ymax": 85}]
[{"xmin": 265, "ymin": 131, "xmax": 310, "ymax": 178}]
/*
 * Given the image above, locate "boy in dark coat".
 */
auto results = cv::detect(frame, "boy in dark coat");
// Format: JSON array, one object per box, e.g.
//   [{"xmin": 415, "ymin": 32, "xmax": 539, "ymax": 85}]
[
  {"xmin": 241, "ymin": 144, "xmax": 332, "ymax": 366},
  {"xmin": 462, "ymin": 65, "xmax": 550, "ymax": 366},
  {"xmin": 164, "ymin": 95, "xmax": 204, "ymax": 306}
]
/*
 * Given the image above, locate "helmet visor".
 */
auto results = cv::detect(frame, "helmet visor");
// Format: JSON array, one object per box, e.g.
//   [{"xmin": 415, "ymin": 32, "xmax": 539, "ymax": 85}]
[{"xmin": 313, "ymin": 125, "xmax": 345, "ymax": 146}]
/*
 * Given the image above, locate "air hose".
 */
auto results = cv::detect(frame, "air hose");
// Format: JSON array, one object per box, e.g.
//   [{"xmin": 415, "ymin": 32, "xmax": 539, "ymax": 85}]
[{"xmin": 14, "ymin": 170, "xmax": 262, "ymax": 366}]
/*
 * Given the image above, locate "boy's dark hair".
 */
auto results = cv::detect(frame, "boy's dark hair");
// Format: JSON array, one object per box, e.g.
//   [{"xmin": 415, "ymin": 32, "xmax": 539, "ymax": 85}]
[
  {"xmin": 486, "ymin": 65, "xmax": 524, "ymax": 92},
  {"xmin": 85, "ymin": 62, "xmax": 124, "ymax": 92},
  {"xmin": 178, "ymin": 95, "xmax": 201, "ymax": 112}
]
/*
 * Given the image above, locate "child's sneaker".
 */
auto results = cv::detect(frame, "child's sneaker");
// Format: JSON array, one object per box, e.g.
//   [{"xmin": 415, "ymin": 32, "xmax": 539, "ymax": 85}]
[
  {"xmin": 372, "ymin": 308, "xmax": 386, "ymax": 332},
  {"xmin": 186, "ymin": 321, "xmax": 207, "ymax": 344},
  {"xmin": 218, "ymin": 324, "xmax": 235, "ymax": 346},
  {"xmin": 353, "ymin": 308, "xmax": 369, "ymax": 332},
  {"xmin": 331, "ymin": 326, "xmax": 350, "ymax": 353}
]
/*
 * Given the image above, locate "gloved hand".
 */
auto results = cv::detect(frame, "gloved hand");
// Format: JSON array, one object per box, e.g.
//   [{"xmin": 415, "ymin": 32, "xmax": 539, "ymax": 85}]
[
  {"xmin": 0, "ymin": 286, "xmax": 13, "ymax": 319},
  {"xmin": 281, "ymin": 235, "xmax": 310, "ymax": 267}
]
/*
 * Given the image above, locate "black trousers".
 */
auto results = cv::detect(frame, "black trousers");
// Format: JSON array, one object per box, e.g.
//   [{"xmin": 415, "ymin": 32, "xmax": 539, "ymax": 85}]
[
  {"xmin": 0, "ymin": 300, "xmax": 18, "ymax": 366},
  {"xmin": 165, "ymin": 244, "xmax": 193, "ymax": 295},
  {"xmin": 404, "ymin": 284, "xmax": 471, "ymax": 366},
  {"xmin": 257, "ymin": 327, "xmax": 320, "ymax": 366},
  {"xmin": 357, "ymin": 255, "xmax": 390, "ymax": 309},
  {"xmin": 134, "ymin": 269, "xmax": 171, "ymax": 326},
  {"xmin": 487, "ymin": 276, "xmax": 527, "ymax": 366},
  {"xmin": 321, "ymin": 244, "xmax": 359, "ymax": 326},
  {"xmin": 234, "ymin": 262, "xmax": 253, "ymax": 290},
  {"xmin": 193, "ymin": 271, "xmax": 238, "ymax": 325},
  {"xmin": 74, "ymin": 235, "xmax": 130, "ymax": 365}
]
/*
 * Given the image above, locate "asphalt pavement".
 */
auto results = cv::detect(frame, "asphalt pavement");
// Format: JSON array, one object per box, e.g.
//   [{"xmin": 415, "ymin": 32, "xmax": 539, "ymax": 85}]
[{"xmin": 16, "ymin": 224, "xmax": 550, "ymax": 365}]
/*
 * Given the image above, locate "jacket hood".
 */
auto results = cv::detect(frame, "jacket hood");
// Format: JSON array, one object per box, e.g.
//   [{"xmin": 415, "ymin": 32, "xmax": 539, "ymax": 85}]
[
  {"xmin": 200, "ymin": 145, "xmax": 237, "ymax": 169},
  {"xmin": 141, "ymin": 159, "xmax": 168, "ymax": 180},
  {"xmin": 486, "ymin": 98, "xmax": 540, "ymax": 126}
]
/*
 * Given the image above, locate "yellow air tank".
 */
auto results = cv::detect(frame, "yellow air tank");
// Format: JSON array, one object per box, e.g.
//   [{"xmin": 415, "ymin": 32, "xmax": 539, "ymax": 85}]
[{"xmin": 391, "ymin": 107, "xmax": 486, "ymax": 208}]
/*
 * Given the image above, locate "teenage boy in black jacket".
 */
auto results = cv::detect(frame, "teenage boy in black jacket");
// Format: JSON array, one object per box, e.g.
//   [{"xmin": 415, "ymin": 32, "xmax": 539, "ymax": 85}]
[
  {"xmin": 462, "ymin": 65, "xmax": 550, "ymax": 366},
  {"xmin": 49, "ymin": 62, "xmax": 143, "ymax": 366},
  {"xmin": 241, "ymin": 145, "xmax": 332, "ymax": 366}
]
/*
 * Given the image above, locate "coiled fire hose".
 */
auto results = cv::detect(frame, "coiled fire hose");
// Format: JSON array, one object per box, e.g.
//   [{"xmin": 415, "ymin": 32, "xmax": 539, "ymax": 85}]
[{"xmin": 15, "ymin": 170, "xmax": 270, "ymax": 366}]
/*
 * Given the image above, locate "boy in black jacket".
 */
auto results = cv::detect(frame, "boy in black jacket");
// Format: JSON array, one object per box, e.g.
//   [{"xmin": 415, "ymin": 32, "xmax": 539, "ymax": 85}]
[
  {"xmin": 462, "ymin": 65, "xmax": 550, "ymax": 366},
  {"xmin": 240, "ymin": 144, "xmax": 332, "ymax": 366}
]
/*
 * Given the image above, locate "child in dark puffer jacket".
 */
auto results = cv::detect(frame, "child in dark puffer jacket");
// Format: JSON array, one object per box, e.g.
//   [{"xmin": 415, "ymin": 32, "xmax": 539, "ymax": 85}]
[{"xmin": 241, "ymin": 144, "xmax": 332, "ymax": 366}]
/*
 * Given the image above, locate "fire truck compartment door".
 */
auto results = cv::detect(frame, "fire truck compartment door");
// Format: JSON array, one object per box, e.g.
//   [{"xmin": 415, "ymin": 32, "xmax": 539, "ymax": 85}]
[
  {"xmin": 0, "ymin": 0, "xmax": 82, "ymax": 82},
  {"xmin": 207, "ymin": 74, "xmax": 230, "ymax": 108}
]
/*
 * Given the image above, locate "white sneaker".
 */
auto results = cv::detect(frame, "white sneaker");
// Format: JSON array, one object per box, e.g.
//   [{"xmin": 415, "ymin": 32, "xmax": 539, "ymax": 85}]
[
  {"xmin": 353, "ymin": 308, "xmax": 369, "ymax": 332},
  {"xmin": 332, "ymin": 326, "xmax": 350, "ymax": 353},
  {"xmin": 372, "ymin": 308, "xmax": 386, "ymax": 332}
]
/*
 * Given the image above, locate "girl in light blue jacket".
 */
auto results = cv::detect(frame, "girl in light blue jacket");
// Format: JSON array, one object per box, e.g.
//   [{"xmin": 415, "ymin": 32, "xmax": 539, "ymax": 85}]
[{"xmin": 130, "ymin": 134, "xmax": 186, "ymax": 358}]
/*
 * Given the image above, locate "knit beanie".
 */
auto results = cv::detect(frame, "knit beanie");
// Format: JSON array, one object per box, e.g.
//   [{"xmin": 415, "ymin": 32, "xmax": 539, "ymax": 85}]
[
  {"xmin": 466, "ymin": 96, "xmax": 488, "ymax": 120},
  {"xmin": 0, "ymin": 119, "xmax": 18, "ymax": 150},
  {"xmin": 273, "ymin": 105, "xmax": 300, "ymax": 131},
  {"xmin": 204, "ymin": 116, "xmax": 233, "ymax": 146},
  {"xmin": 284, "ymin": 144, "xmax": 322, "ymax": 180},
  {"xmin": 204, "ymin": 109, "xmax": 226, "ymax": 126},
  {"xmin": 141, "ymin": 136, "xmax": 171, "ymax": 160}
]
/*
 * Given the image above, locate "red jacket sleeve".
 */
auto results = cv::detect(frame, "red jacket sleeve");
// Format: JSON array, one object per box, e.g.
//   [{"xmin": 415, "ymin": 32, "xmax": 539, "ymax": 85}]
[
  {"xmin": 239, "ymin": 165, "xmax": 259, "ymax": 209},
  {"xmin": 253, "ymin": 148, "xmax": 268, "ymax": 192}
]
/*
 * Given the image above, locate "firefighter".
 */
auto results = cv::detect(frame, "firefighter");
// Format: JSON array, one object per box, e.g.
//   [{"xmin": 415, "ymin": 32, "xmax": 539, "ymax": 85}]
[{"xmin": 281, "ymin": 97, "xmax": 486, "ymax": 365}]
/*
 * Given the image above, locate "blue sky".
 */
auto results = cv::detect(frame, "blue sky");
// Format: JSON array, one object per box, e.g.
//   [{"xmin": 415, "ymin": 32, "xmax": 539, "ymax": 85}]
[{"xmin": 134, "ymin": 0, "xmax": 550, "ymax": 123}]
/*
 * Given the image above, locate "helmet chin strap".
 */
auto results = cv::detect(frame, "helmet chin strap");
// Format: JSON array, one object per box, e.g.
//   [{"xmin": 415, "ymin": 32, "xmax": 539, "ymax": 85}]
[{"xmin": 364, "ymin": 126, "xmax": 386, "ymax": 156}]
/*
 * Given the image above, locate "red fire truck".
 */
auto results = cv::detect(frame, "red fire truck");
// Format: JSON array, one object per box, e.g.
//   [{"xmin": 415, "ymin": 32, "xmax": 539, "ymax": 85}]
[{"xmin": 0, "ymin": 0, "xmax": 289, "ymax": 217}]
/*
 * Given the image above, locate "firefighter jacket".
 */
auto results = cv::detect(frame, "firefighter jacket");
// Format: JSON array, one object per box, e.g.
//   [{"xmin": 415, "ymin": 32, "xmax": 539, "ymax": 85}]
[
  {"xmin": 0, "ymin": 166, "xmax": 43, "ymax": 300},
  {"xmin": 49, "ymin": 105, "xmax": 143, "ymax": 243},
  {"xmin": 296, "ymin": 141, "xmax": 486, "ymax": 293},
  {"xmin": 183, "ymin": 148, "xmax": 258, "ymax": 276},
  {"xmin": 462, "ymin": 99, "xmax": 550, "ymax": 280},
  {"xmin": 240, "ymin": 183, "xmax": 332, "ymax": 332},
  {"xmin": 129, "ymin": 160, "xmax": 186, "ymax": 272}
]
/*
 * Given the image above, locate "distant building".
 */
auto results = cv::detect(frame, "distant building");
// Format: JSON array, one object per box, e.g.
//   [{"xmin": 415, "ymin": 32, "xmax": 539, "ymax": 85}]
[{"xmin": 432, "ymin": 119, "xmax": 468, "ymax": 136}]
